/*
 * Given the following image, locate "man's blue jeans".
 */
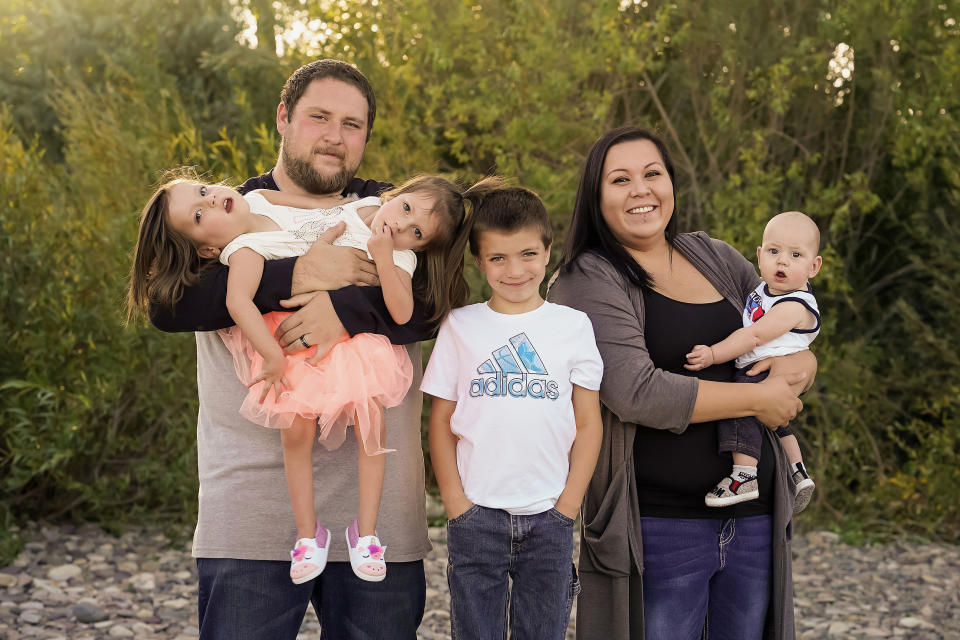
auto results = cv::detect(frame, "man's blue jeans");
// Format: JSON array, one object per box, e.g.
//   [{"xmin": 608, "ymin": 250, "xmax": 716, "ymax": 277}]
[
  {"xmin": 445, "ymin": 504, "xmax": 580, "ymax": 640},
  {"xmin": 196, "ymin": 558, "xmax": 425, "ymax": 640},
  {"xmin": 640, "ymin": 515, "xmax": 772, "ymax": 640}
]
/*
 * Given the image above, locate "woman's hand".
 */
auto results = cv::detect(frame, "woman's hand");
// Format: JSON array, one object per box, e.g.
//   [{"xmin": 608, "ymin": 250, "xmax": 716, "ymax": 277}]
[
  {"xmin": 754, "ymin": 371, "xmax": 807, "ymax": 427},
  {"xmin": 745, "ymin": 350, "xmax": 817, "ymax": 394}
]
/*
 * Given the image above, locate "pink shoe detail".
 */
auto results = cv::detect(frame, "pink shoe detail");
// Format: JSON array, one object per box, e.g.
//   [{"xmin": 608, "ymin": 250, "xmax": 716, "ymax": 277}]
[
  {"xmin": 346, "ymin": 518, "xmax": 387, "ymax": 582},
  {"xmin": 289, "ymin": 522, "xmax": 330, "ymax": 585}
]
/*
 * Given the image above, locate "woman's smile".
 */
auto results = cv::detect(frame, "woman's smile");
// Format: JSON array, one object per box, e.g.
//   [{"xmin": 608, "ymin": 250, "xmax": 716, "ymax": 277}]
[{"xmin": 600, "ymin": 139, "xmax": 675, "ymax": 251}]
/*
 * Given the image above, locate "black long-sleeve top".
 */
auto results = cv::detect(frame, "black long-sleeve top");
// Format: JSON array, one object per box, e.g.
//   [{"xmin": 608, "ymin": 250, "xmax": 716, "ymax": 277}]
[{"xmin": 148, "ymin": 170, "xmax": 434, "ymax": 344}]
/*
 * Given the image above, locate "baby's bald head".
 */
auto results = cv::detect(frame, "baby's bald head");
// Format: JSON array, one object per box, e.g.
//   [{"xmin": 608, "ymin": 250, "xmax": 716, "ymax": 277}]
[{"xmin": 763, "ymin": 211, "xmax": 820, "ymax": 256}]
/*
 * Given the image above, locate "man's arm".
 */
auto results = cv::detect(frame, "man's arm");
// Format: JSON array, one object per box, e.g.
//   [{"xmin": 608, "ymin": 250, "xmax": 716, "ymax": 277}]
[
  {"xmin": 149, "ymin": 221, "xmax": 432, "ymax": 344},
  {"xmin": 149, "ymin": 258, "xmax": 296, "ymax": 332},
  {"xmin": 252, "ymin": 189, "xmax": 345, "ymax": 211},
  {"xmin": 329, "ymin": 286, "xmax": 432, "ymax": 342}
]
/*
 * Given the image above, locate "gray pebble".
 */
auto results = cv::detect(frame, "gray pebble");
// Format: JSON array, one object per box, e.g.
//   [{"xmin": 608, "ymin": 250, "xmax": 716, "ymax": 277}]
[
  {"xmin": 19, "ymin": 608, "xmax": 43, "ymax": 624},
  {"xmin": 73, "ymin": 600, "xmax": 108, "ymax": 623},
  {"xmin": 46, "ymin": 564, "xmax": 81, "ymax": 583}
]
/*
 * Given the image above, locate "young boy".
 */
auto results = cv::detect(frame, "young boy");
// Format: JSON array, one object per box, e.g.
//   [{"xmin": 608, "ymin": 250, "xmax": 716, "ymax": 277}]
[
  {"xmin": 686, "ymin": 210, "xmax": 822, "ymax": 513},
  {"xmin": 421, "ymin": 186, "xmax": 603, "ymax": 640}
]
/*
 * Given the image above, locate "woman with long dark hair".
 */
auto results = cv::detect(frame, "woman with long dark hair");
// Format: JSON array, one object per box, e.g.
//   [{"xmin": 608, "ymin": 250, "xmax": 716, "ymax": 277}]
[{"xmin": 549, "ymin": 127, "xmax": 814, "ymax": 640}]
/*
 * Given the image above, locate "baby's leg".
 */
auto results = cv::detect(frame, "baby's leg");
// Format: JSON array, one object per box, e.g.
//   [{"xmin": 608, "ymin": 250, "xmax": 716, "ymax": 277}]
[
  {"xmin": 779, "ymin": 433, "xmax": 803, "ymax": 465},
  {"xmin": 281, "ymin": 416, "xmax": 318, "ymax": 539},
  {"xmin": 708, "ymin": 416, "xmax": 762, "ymax": 507},
  {"xmin": 356, "ymin": 407, "xmax": 386, "ymax": 538},
  {"xmin": 778, "ymin": 427, "xmax": 816, "ymax": 514},
  {"xmin": 732, "ymin": 452, "xmax": 759, "ymax": 467}
]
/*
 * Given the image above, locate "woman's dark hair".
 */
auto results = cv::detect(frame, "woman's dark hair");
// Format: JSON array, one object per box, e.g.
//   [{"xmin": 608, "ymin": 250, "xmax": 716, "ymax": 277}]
[{"xmin": 557, "ymin": 126, "xmax": 678, "ymax": 289}]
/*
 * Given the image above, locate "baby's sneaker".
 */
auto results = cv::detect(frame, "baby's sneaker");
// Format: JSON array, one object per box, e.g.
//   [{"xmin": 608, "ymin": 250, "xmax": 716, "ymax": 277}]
[
  {"xmin": 289, "ymin": 522, "xmax": 330, "ymax": 585},
  {"xmin": 345, "ymin": 518, "xmax": 387, "ymax": 582},
  {"xmin": 792, "ymin": 468, "xmax": 816, "ymax": 515},
  {"xmin": 705, "ymin": 472, "xmax": 759, "ymax": 507}
]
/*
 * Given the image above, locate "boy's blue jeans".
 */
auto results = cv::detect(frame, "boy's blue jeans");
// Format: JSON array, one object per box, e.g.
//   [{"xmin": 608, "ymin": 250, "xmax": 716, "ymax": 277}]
[{"xmin": 445, "ymin": 504, "xmax": 580, "ymax": 640}]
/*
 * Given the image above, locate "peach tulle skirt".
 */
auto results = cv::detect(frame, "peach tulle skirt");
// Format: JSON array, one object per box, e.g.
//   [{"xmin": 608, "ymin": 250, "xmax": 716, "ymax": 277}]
[{"xmin": 217, "ymin": 311, "xmax": 413, "ymax": 456}]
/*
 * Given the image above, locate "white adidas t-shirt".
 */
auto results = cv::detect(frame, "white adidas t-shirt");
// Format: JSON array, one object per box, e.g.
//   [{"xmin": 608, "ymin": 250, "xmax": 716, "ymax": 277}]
[{"xmin": 421, "ymin": 301, "xmax": 603, "ymax": 515}]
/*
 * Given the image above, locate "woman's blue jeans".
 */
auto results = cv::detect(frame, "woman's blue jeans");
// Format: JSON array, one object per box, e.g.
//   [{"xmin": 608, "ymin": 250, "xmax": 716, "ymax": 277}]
[{"xmin": 640, "ymin": 515, "xmax": 772, "ymax": 640}]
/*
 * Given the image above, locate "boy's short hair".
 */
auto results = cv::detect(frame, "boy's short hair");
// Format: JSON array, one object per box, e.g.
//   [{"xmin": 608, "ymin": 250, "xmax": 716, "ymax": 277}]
[{"xmin": 468, "ymin": 187, "xmax": 553, "ymax": 256}]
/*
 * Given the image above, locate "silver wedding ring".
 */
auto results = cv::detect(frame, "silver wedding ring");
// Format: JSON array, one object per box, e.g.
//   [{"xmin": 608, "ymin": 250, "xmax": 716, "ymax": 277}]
[{"xmin": 299, "ymin": 335, "xmax": 310, "ymax": 348}]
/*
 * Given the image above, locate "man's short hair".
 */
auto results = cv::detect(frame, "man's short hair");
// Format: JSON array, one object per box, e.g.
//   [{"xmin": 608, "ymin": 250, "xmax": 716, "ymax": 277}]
[
  {"xmin": 469, "ymin": 187, "xmax": 554, "ymax": 256},
  {"xmin": 280, "ymin": 59, "xmax": 376, "ymax": 140}
]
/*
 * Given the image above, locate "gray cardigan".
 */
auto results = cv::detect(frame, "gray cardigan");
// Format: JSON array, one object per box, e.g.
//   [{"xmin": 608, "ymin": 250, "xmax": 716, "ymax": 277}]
[{"xmin": 548, "ymin": 232, "xmax": 796, "ymax": 640}]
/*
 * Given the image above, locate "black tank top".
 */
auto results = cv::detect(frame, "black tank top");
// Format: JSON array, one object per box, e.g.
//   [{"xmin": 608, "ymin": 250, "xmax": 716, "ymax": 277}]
[{"xmin": 634, "ymin": 288, "xmax": 774, "ymax": 518}]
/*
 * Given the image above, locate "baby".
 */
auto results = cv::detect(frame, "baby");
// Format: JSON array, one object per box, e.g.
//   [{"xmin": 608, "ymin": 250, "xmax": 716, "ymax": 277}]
[{"xmin": 686, "ymin": 211, "xmax": 822, "ymax": 514}]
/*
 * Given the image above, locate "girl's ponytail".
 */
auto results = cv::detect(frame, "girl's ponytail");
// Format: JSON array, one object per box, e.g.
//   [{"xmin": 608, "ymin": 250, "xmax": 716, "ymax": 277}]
[{"xmin": 417, "ymin": 176, "xmax": 509, "ymax": 327}]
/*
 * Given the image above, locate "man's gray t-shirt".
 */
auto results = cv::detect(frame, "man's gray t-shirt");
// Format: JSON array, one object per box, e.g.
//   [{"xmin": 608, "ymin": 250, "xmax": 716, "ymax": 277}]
[{"xmin": 192, "ymin": 331, "xmax": 431, "ymax": 562}]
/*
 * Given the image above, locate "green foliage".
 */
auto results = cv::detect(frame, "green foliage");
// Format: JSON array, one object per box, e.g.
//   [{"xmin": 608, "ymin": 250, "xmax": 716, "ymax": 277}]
[{"xmin": 1, "ymin": 0, "xmax": 958, "ymax": 547}]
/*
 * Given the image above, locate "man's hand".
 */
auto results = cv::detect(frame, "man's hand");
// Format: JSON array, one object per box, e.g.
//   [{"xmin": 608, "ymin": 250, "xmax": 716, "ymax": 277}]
[
  {"xmin": 291, "ymin": 221, "xmax": 380, "ymax": 295},
  {"xmin": 684, "ymin": 344, "xmax": 715, "ymax": 371},
  {"xmin": 274, "ymin": 292, "xmax": 349, "ymax": 364}
]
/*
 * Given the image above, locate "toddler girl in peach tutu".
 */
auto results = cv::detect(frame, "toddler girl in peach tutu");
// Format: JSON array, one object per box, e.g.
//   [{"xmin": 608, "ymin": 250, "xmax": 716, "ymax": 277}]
[{"xmin": 129, "ymin": 171, "xmax": 484, "ymax": 584}]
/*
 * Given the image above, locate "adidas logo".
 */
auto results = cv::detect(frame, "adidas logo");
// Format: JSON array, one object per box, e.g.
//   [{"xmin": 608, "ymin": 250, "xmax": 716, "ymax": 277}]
[{"xmin": 470, "ymin": 333, "xmax": 560, "ymax": 400}]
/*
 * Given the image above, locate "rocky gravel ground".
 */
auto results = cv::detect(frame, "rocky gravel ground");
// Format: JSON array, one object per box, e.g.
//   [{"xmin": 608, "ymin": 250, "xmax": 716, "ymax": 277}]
[{"xmin": 1, "ymin": 522, "xmax": 957, "ymax": 639}]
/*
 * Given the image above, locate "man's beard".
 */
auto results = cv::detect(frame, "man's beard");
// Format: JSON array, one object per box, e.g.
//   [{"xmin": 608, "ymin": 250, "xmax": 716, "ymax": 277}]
[{"xmin": 280, "ymin": 141, "xmax": 358, "ymax": 195}]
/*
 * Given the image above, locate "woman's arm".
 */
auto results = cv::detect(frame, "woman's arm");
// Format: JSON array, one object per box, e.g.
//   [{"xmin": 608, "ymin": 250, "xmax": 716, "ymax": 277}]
[
  {"xmin": 746, "ymin": 348, "xmax": 818, "ymax": 393},
  {"xmin": 692, "ymin": 349, "xmax": 816, "ymax": 426},
  {"xmin": 225, "ymin": 248, "xmax": 288, "ymax": 401},
  {"xmin": 549, "ymin": 254, "xmax": 808, "ymax": 432},
  {"xmin": 691, "ymin": 371, "xmax": 805, "ymax": 427},
  {"xmin": 428, "ymin": 396, "xmax": 473, "ymax": 519},
  {"xmin": 549, "ymin": 255, "xmax": 698, "ymax": 432},
  {"xmin": 554, "ymin": 385, "xmax": 603, "ymax": 520}
]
